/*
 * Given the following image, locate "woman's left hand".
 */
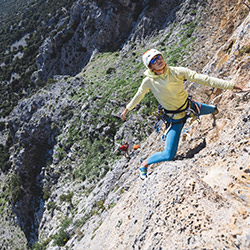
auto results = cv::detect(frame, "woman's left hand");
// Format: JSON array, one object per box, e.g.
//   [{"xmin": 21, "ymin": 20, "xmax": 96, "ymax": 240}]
[{"xmin": 233, "ymin": 84, "xmax": 250, "ymax": 92}]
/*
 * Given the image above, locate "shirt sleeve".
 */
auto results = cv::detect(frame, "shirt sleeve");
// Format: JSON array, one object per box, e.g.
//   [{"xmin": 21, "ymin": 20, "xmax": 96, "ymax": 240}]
[
  {"xmin": 126, "ymin": 78, "xmax": 151, "ymax": 111},
  {"xmin": 175, "ymin": 67, "xmax": 235, "ymax": 90}
]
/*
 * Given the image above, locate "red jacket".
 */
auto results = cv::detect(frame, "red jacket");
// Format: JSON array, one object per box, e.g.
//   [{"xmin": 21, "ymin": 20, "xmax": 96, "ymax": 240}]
[{"xmin": 120, "ymin": 144, "xmax": 129, "ymax": 152}]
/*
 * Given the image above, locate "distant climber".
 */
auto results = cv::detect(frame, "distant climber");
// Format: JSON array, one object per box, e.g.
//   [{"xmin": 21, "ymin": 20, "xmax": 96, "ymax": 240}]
[
  {"xmin": 120, "ymin": 49, "xmax": 250, "ymax": 180},
  {"xmin": 133, "ymin": 144, "xmax": 140, "ymax": 151},
  {"xmin": 119, "ymin": 141, "xmax": 130, "ymax": 159},
  {"xmin": 130, "ymin": 144, "xmax": 140, "ymax": 157}
]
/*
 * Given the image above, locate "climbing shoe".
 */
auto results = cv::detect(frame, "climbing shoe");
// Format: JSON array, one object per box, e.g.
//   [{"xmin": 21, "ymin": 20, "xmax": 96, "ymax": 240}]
[
  {"xmin": 139, "ymin": 167, "xmax": 147, "ymax": 180},
  {"xmin": 213, "ymin": 105, "xmax": 219, "ymax": 115},
  {"xmin": 212, "ymin": 106, "xmax": 219, "ymax": 127}
]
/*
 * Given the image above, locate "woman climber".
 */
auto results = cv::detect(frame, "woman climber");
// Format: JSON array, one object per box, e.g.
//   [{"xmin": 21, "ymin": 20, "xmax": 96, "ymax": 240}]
[{"xmin": 120, "ymin": 49, "xmax": 250, "ymax": 180}]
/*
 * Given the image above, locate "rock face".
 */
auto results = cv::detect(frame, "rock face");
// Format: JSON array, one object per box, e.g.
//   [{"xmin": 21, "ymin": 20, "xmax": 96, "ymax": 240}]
[
  {"xmin": 36, "ymin": 0, "xmax": 207, "ymax": 81},
  {"xmin": 36, "ymin": 0, "xmax": 145, "ymax": 81},
  {"xmin": 1, "ymin": 0, "xmax": 250, "ymax": 249},
  {"xmin": 69, "ymin": 8, "xmax": 250, "ymax": 250},
  {"xmin": 7, "ymin": 77, "xmax": 80, "ymax": 245},
  {"xmin": 72, "ymin": 103, "xmax": 250, "ymax": 250}
]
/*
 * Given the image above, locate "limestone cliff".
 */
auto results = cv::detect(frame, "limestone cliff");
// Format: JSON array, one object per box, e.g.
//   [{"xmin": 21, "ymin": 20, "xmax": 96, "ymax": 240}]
[
  {"xmin": 0, "ymin": 0, "xmax": 250, "ymax": 249},
  {"xmin": 35, "ymin": 0, "xmax": 146, "ymax": 81},
  {"xmin": 70, "ymin": 11, "xmax": 250, "ymax": 250}
]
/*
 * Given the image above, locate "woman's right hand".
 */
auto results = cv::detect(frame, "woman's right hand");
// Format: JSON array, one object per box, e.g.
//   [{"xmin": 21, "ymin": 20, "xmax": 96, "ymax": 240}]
[{"xmin": 121, "ymin": 109, "xmax": 128, "ymax": 121}]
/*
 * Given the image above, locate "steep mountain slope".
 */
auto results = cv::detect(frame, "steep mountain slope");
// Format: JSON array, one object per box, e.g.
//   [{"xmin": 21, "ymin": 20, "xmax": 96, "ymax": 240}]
[
  {"xmin": 0, "ymin": 0, "xmax": 75, "ymax": 117},
  {"xmin": 0, "ymin": 0, "xmax": 249, "ymax": 249},
  {"xmin": 71, "ymin": 12, "xmax": 250, "ymax": 250}
]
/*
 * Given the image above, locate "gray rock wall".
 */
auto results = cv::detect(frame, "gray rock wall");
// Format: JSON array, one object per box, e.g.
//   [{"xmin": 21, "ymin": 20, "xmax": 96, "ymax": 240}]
[{"xmin": 36, "ymin": 0, "xmax": 145, "ymax": 81}]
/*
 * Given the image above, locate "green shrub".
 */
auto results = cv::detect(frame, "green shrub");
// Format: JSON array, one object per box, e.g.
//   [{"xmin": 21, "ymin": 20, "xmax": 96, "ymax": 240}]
[
  {"xmin": 9, "ymin": 173, "xmax": 24, "ymax": 203},
  {"xmin": 47, "ymin": 78, "xmax": 57, "ymax": 85},
  {"xmin": 47, "ymin": 201, "xmax": 57, "ymax": 211},
  {"xmin": 59, "ymin": 191, "xmax": 74, "ymax": 204},
  {"xmin": 74, "ymin": 213, "xmax": 91, "ymax": 227},
  {"xmin": 32, "ymin": 238, "xmax": 50, "ymax": 250},
  {"xmin": 94, "ymin": 200, "xmax": 105, "ymax": 212},
  {"xmin": 106, "ymin": 67, "xmax": 116, "ymax": 74},
  {"xmin": 51, "ymin": 218, "xmax": 72, "ymax": 247},
  {"xmin": 52, "ymin": 228, "xmax": 69, "ymax": 247},
  {"xmin": 42, "ymin": 184, "xmax": 51, "ymax": 201},
  {"xmin": 108, "ymin": 202, "xmax": 116, "ymax": 209},
  {"xmin": 0, "ymin": 0, "xmax": 75, "ymax": 117}
]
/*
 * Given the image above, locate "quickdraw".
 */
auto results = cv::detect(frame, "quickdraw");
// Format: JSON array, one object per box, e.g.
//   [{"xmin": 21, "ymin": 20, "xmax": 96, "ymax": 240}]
[
  {"xmin": 162, "ymin": 121, "xmax": 172, "ymax": 141},
  {"xmin": 186, "ymin": 99, "xmax": 201, "ymax": 122}
]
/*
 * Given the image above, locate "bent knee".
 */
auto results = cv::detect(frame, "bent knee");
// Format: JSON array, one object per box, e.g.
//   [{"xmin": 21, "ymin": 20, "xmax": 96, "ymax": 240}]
[{"xmin": 159, "ymin": 150, "xmax": 176, "ymax": 162}]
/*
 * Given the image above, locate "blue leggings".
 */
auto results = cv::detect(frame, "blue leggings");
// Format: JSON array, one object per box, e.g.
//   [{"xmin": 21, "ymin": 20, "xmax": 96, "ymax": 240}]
[{"xmin": 147, "ymin": 102, "xmax": 216, "ymax": 165}]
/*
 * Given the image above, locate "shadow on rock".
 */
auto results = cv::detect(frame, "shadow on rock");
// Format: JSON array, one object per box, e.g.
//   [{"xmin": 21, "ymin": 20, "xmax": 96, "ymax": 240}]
[{"xmin": 175, "ymin": 138, "xmax": 206, "ymax": 160}]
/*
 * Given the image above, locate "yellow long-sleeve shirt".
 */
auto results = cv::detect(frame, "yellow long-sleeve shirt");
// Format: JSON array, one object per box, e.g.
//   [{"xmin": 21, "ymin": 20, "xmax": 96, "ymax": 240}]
[{"xmin": 126, "ymin": 66, "xmax": 235, "ymax": 119}]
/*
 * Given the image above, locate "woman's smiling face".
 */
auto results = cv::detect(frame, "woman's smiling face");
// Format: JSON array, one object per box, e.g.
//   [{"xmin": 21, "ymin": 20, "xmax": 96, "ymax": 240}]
[{"xmin": 149, "ymin": 54, "xmax": 166, "ymax": 71}]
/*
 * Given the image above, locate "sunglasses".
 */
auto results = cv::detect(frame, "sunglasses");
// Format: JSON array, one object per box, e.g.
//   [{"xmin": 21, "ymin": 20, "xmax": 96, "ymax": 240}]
[{"xmin": 150, "ymin": 55, "xmax": 163, "ymax": 64}]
